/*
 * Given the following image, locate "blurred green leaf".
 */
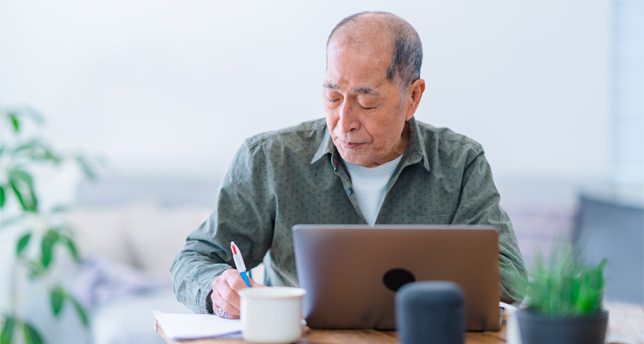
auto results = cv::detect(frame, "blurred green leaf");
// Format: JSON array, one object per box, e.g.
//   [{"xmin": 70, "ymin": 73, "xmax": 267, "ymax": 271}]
[
  {"xmin": 8, "ymin": 113, "xmax": 19, "ymax": 133},
  {"xmin": 61, "ymin": 236, "xmax": 81, "ymax": 263},
  {"xmin": 1, "ymin": 316, "xmax": 16, "ymax": 344},
  {"xmin": 25, "ymin": 259, "xmax": 46, "ymax": 279},
  {"xmin": 8, "ymin": 169, "xmax": 38, "ymax": 212},
  {"xmin": 16, "ymin": 232, "xmax": 32, "ymax": 256},
  {"xmin": 0, "ymin": 216, "xmax": 21, "ymax": 230},
  {"xmin": 12, "ymin": 139, "xmax": 62, "ymax": 164},
  {"xmin": 50, "ymin": 224, "xmax": 74, "ymax": 237},
  {"xmin": 20, "ymin": 106, "xmax": 45, "ymax": 126},
  {"xmin": 21, "ymin": 321, "xmax": 43, "ymax": 344},
  {"xmin": 9, "ymin": 181, "xmax": 29, "ymax": 212},
  {"xmin": 524, "ymin": 244, "xmax": 606, "ymax": 316},
  {"xmin": 68, "ymin": 295, "xmax": 89, "ymax": 328},
  {"xmin": 75, "ymin": 156, "xmax": 97, "ymax": 180},
  {"xmin": 0, "ymin": 187, "xmax": 5, "ymax": 208},
  {"xmin": 53, "ymin": 229, "xmax": 81, "ymax": 263},
  {"xmin": 11, "ymin": 139, "xmax": 41, "ymax": 155},
  {"xmin": 50, "ymin": 286, "xmax": 65, "ymax": 317},
  {"xmin": 40, "ymin": 230, "xmax": 59, "ymax": 268},
  {"xmin": 50, "ymin": 205, "xmax": 69, "ymax": 214}
]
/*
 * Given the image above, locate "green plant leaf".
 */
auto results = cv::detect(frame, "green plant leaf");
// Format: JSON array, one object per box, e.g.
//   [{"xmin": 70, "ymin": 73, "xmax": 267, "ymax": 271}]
[
  {"xmin": 1, "ymin": 316, "xmax": 16, "ymax": 344},
  {"xmin": 61, "ymin": 236, "xmax": 81, "ymax": 263},
  {"xmin": 50, "ymin": 205, "xmax": 69, "ymax": 214},
  {"xmin": 11, "ymin": 139, "xmax": 42, "ymax": 155},
  {"xmin": 21, "ymin": 321, "xmax": 44, "ymax": 344},
  {"xmin": 11, "ymin": 139, "xmax": 62, "ymax": 164},
  {"xmin": 0, "ymin": 187, "xmax": 5, "ymax": 208},
  {"xmin": 25, "ymin": 259, "xmax": 46, "ymax": 279},
  {"xmin": 0, "ymin": 217, "xmax": 21, "ymax": 233},
  {"xmin": 16, "ymin": 232, "xmax": 32, "ymax": 256},
  {"xmin": 0, "ymin": 216, "xmax": 21, "ymax": 229},
  {"xmin": 8, "ymin": 169, "xmax": 38, "ymax": 212},
  {"xmin": 525, "ymin": 244, "xmax": 606, "ymax": 316},
  {"xmin": 54, "ymin": 230, "xmax": 81, "ymax": 263},
  {"xmin": 51, "ymin": 225, "xmax": 75, "ymax": 238},
  {"xmin": 40, "ymin": 230, "xmax": 59, "ymax": 268},
  {"xmin": 8, "ymin": 113, "xmax": 19, "ymax": 133},
  {"xmin": 50, "ymin": 286, "xmax": 66, "ymax": 317},
  {"xmin": 75, "ymin": 156, "xmax": 97, "ymax": 180},
  {"xmin": 21, "ymin": 106, "xmax": 45, "ymax": 126},
  {"xmin": 68, "ymin": 295, "xmax": 89, "ymax": 328}
]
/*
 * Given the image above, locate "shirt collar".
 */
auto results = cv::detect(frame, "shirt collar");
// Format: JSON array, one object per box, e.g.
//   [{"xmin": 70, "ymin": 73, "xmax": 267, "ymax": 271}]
[
  {"xmin": 404, "ymin": 117, "xmax": 431, "ymax": 171},
  {"xmin": 311, "ymin": 117, "xmax": 430, "ymax": 172},
  {"xmin": 311, "ymin": 126, "xmax": 338, "ymax": 167}
]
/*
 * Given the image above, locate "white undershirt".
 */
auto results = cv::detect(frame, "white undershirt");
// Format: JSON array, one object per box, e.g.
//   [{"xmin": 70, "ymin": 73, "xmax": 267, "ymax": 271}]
[{"xmin": 344, "ymin": 155, "xmax": 403, "ymax": 226}]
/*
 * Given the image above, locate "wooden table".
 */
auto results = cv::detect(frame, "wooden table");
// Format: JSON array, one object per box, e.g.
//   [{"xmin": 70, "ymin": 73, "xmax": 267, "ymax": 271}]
[{"xmin": 156, "ymin": 320, "xmax": 507, "ymax": 344}]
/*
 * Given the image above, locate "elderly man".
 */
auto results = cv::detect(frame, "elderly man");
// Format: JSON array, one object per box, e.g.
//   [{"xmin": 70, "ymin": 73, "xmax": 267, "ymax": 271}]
[{"xmin": 171, "ymin": 11, "xmax": 526, "ymax": 319}]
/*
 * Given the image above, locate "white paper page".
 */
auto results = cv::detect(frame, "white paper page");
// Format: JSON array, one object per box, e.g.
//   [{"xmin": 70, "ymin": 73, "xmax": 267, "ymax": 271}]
[{"xmin": 153, "ymin": 310, "xmax": 242, "ymax": 340}]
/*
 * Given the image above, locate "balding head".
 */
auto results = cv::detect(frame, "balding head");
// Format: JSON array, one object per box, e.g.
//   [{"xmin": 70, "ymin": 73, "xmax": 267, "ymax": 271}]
[{"xmin": 326, "ymin": 12, "xmax": 423, "ymax": 91}]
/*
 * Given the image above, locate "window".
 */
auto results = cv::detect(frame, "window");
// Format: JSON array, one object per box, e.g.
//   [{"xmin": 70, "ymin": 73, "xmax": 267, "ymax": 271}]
[{"xmin": 611, "ymin": 0, "xmax": 644, "ymax": 185}]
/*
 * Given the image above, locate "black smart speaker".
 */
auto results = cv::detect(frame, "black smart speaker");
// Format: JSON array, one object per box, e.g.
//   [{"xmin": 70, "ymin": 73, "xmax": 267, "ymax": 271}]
[{"xmin": 396, "ymin": 281, "xmax": 465, "ymax": 344}]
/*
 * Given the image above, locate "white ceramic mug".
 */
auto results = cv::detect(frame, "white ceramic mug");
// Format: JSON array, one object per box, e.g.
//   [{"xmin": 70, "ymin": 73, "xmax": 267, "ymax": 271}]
[{"xmin": 239, "ymin": 287, "xmax": 306, "ymax": 344}]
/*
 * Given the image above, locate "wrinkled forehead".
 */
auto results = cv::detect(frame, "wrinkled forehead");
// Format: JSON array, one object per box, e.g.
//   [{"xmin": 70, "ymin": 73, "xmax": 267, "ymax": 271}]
[{"xmin": 325, "ymin": 42, "xmax": 391, "ymax": 87}]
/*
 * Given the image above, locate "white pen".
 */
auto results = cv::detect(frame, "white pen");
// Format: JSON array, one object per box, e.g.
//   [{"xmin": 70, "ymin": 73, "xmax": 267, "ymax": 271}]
[{"xmin": 230, "ymin": 241, "xmax": 252, "ymax": 288}]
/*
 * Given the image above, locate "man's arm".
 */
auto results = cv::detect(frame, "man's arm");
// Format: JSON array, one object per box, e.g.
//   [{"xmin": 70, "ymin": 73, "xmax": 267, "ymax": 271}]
[
  {"xmin": 451, "ymin": 149, "xmax": 528, "ymax": 303},
  {"xmin": 169, "ymin": 221, "xmax": 234, "ymax": 314},
  {"xmin": 170, "ymin": 140, "xmax": 274, "ymax": 314}
]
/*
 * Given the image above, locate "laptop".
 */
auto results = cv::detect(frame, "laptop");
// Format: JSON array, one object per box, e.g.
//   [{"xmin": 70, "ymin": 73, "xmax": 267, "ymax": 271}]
[{"xmin": 292, "ymin": 224, "xmax": 501, "ymax": 331}]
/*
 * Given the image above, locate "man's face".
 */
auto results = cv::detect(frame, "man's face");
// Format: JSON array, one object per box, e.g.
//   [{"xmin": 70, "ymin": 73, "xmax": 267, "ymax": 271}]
[{"xmin": 323, "ymin": 39, "xmax": 413, "ymax": 168}]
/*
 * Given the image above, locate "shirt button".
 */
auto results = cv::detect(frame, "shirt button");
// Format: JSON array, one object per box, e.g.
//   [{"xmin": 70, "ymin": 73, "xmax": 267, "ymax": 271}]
[{"xmin": 346, "ymin": 188, "xmax": 353, "ymax": 195}]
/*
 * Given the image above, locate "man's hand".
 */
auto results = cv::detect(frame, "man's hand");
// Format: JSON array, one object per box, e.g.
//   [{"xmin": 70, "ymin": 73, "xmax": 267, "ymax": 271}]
[{"xmin": 211, "ymin": 269, "xmax": 264, "ymax": 319}]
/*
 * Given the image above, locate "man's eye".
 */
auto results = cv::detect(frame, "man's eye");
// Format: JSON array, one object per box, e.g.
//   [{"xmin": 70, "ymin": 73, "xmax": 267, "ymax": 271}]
[
  {"xmin": 359, "ymin": 104, "xmax": 375, "ymax": 110},
  {"xmin": 328, "ymin": 98, "xmax": 341, "ymax": 103}
]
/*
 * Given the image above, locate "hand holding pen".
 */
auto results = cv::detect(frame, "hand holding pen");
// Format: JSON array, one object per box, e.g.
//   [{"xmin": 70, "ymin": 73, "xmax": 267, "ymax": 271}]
[
  {"xmin": 210, "ymin": 241, "xmax": 264, "ymax": 319},
  {"xmin": 231, "ymin": 241, "xmax": 252, "ymax": 288}
]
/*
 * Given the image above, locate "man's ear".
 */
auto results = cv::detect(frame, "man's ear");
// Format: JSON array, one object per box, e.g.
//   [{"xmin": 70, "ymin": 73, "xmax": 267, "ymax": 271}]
[{"xmin": 405, "ymin": 79, "xmax": 426, "ymax": 121}]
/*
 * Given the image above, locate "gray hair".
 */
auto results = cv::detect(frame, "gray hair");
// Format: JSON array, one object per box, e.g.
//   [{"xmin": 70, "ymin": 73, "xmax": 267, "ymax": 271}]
[{"xmin": 326, "ymin": 11, "xmax": 423, "ymax": 89}]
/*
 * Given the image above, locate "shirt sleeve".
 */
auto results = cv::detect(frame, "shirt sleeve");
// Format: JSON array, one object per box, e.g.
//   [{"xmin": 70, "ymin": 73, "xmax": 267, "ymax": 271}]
[
  {"xmin": 451, "ymin": 148, "xmax": 528, "ymax": 304},
  {"xmin": 170, "ymin": 140, "xmax": 275, "ymax": 314}
]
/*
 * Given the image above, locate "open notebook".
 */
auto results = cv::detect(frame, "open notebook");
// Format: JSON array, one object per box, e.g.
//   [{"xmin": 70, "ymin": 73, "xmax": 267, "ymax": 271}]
[{"xmin": 153, "ymin": 311, "xmax": 241, "ymax": 340}]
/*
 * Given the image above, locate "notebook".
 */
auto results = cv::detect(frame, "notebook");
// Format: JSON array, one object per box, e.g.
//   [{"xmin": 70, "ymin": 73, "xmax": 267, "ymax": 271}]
[{"xmin": 292, "ymin": 224, "xmax": 501, "ymax": 331}]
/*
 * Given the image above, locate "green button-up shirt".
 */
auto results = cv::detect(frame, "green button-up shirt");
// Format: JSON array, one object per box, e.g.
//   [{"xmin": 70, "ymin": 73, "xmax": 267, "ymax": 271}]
[{"xmin": 171, "ymin": 117, "xmax": 527, "ymax": 314}]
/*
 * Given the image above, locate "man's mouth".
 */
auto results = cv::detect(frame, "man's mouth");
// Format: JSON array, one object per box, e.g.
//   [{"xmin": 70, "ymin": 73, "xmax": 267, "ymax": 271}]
[{"xmin": 338, "ymin": 139, "xmax": 363, "ymax": 149}]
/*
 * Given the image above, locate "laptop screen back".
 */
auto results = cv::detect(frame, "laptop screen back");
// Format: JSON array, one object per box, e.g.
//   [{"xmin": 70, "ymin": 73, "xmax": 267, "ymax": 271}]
[{"xmin": 292, "ymin": 224, "xmax": 500, "ymax": 331}]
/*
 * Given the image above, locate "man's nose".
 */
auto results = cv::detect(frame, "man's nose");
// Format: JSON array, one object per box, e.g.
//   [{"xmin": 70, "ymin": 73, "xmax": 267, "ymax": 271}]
[{"xmin": 338, "ymin": 102, "xmax": 360, "ymax": 133}]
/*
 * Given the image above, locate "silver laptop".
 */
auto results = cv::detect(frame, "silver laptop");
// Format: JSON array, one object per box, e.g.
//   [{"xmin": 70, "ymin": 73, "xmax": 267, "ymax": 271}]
[{"xmin": 292, "ymin": 224, "xmax": 501, "ymax": 331}]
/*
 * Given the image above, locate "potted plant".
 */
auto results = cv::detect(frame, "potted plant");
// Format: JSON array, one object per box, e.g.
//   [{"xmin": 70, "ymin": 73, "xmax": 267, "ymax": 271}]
[
  {"xmin": 515, "ymin": 244, "xmax": 608, "ymax": 344},
  {"xmin": 0, "ymin": 105, "xmax": 98, "ymax": 344}
]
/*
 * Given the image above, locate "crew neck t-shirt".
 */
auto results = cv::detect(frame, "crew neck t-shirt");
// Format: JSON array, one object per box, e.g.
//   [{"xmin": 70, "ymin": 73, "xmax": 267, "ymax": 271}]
[{"xmin": 343, "ymin": 155, "xmax": 403, "ymax": 226}]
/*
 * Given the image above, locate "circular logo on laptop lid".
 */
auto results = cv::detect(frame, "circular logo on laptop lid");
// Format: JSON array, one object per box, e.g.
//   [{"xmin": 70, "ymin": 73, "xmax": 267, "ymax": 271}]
[{"xmin": 383, "ymin": 268, "xmax": 416, "ymax": 291}]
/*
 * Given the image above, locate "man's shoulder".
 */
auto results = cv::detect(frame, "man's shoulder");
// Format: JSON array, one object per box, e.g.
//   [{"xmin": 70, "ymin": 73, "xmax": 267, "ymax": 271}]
[
  {"xmin": 243, "ymin": 118, "xmax": 327, "ymax": 154},
  {"xmin": 415, "ymin": 119, "xmax": 483, "ymax": 154}
]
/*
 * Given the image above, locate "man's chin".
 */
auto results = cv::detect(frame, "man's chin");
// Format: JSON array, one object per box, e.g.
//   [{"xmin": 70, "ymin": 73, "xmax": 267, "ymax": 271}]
[{"xmin": 338, "ymin": 152, "xmax": 371, "ymax": 167}]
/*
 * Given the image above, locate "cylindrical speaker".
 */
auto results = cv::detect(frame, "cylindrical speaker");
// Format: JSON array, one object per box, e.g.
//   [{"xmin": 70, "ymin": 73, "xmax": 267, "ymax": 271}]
[{"xmin": 396, "ymin": 281, "xmax": 465, "ymax": 344}]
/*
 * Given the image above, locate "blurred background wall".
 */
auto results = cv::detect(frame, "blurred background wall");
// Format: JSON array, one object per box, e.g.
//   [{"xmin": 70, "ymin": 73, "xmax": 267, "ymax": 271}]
[{"xmin": 0, "ymin": 0, "xmax": 614, "ymax": 181}]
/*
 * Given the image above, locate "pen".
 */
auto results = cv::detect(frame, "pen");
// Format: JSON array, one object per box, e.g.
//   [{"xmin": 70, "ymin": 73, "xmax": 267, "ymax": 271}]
[{"xmin": 230, "ymin": 241, "xmax": 252, "ymax": 288}]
